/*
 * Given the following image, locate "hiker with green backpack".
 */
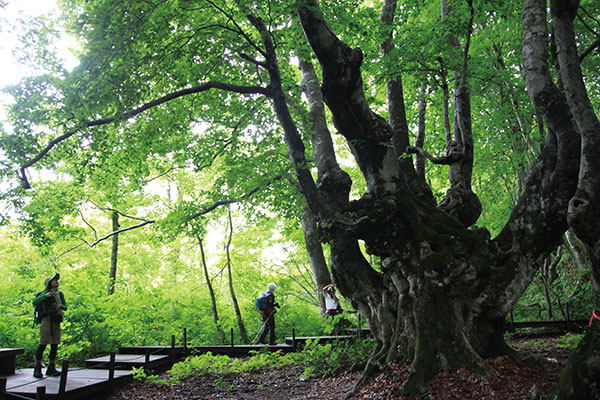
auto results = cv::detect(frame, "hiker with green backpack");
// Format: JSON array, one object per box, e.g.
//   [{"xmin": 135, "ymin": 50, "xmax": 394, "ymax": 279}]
[{"xmin": 32, "ymin": 273, "xmax": 67, "ymax": 378}]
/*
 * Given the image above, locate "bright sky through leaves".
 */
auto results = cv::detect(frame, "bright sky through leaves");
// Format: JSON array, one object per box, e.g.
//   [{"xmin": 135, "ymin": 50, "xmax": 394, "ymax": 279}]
[{"xmin": 1, "ymin": 0, "xmax": 78, "ymax": 87}]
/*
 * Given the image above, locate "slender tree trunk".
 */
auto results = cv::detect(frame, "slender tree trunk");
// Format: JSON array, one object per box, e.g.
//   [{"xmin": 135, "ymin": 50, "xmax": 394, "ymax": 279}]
[
  {"xmin": 490, "ymin": 42, "xmax": 538, "ymax": 158},
  {"xmin": 225, "ymin": 206, "xmax": 249, "ymax": 343},
  {"xmin": 197, "ymin": 235, "xmax": 226, "ymax": 344},
  {"xmin": 541, "ymin": 247, "xmax": 562, "ymax": 321},
  {"xmin": 300, "ymin": 206, "xmax": 332, "ymax": 314},
  {"xmin": 565, "ymin": 229, "xmax": 591, "ymax": 302},
  {"xmin": 438, "ymin": 0, "xmax": 481, "ymax": 227},
  {"xmin": 108, "ymin": 211, "xmax": 119, "ymax": 295},
  {"xmin": 296, "ymin": 54, "xmax": 347, "ymax": 313},
  {"xmin": 415, "ymin": 92, "xmax": 427, "ymax": 181},
  {"xmin": 565, "ymin": 229, "xmax": 588, "ymax": 271},
  {"xmin": 380, "ymin": 0, "xmax": 435, "ymax": 204}
]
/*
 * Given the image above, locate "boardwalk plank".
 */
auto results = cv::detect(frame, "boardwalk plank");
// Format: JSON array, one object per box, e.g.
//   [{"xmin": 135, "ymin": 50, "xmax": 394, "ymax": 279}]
[
  {"xmin": 4, "ymin": 368, "xmax": 132, "ymax": 400},
  {"xmin": 119, "ymin": 345, "xmax": 185, "ymax": 355}
]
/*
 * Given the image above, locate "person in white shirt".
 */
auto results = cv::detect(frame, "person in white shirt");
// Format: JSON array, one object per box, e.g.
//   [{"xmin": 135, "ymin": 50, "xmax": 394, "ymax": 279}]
[{"xmin": 323, "ymin": 284, "xmax": 342, "ymax": 317}]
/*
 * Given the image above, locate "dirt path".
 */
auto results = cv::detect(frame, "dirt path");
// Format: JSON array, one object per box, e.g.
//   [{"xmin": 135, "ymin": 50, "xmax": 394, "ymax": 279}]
[{"xmin": 108, "ymin": 338, "xmax": 572, "ymax": 399}]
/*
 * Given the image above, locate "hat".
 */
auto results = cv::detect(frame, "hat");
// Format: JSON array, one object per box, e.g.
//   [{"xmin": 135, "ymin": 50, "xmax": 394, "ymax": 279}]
[
  {"xmin": 44, "ymin": 273, "xmax": 60, "ymax": 289},
  {"xmin": 267, "ymin": 283, "xmax": 276, "ymax": 292}
]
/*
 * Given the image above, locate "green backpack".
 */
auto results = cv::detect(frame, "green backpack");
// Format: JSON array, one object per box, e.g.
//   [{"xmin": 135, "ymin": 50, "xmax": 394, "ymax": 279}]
[{"xmin": 33, "ymin": 292, "xmax": 51, "ymax": 325}]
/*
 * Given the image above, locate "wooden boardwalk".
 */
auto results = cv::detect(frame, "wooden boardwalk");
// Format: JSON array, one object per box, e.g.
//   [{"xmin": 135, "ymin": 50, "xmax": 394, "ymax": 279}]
[
  {"xmin": 2, "ymin": 316, "xmax": 586, "ymax": 400},
  {"xmin": 191, "ymin": 343, "xmax": 294, "ymax": 356},
  {"xmin": 1, "ymin": 332, "xmax": 361, "ymax": 399},
  {"xmin": 3, "ymin": 368, "xmax": 132, "ymax": 400}
]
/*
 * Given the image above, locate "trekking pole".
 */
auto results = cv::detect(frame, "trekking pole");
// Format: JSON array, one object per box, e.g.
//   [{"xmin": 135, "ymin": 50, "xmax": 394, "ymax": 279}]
[
  {"xmin": 252, "ymin": 313, "xmax": 272, "ymax": 344},
  {"xmin": 252, "ymin": 312, "xmax": 273, "ymax": 344}
]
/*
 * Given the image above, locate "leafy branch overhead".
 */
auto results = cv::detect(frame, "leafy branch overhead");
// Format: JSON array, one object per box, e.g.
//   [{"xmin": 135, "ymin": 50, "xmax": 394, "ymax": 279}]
[{"xmin": 15, "ymin": 81, "xmax": 272, "ymax": 189}]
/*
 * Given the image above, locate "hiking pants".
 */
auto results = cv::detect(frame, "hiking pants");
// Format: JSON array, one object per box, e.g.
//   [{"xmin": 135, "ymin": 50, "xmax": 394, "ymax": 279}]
[{"xmin": 259, "ymin": 312, "xmax": 275, "ymax": 344}]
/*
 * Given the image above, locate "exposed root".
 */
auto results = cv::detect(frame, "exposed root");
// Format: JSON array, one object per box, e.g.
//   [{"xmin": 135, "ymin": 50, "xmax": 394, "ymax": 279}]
[{"xmin": 344, "ymin": 357, "xmax": 381, "ymax": 400}]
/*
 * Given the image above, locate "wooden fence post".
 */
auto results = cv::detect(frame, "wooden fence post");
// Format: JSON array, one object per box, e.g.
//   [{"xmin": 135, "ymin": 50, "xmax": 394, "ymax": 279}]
[
  {"xmin": 0, "ymin": 377, "xmax": 6, "ymax": 400},
  {"xmin": 145, "ymin": 349, "xmax": 150, "ymax": 369},
  {"xmin": 292, "ymin": 328, "xmax": 297, "ymax": 352},
  {"xmin": 36, "ymin": 386, "xmax": 46, "ymax": 400},
  {"xmin": 230, "ymin": 328, "xmax": 234, "ymax": 347},
  {"xmin": 108, "ymin": 352, "xmax": 116, "ymax": 393},
  {"xmin": 509, "ymin": 310, "xmax": 515, "ymax": 332},
  {"xmin": 183, "ymin": 327, "xmax": 188, "ymax": 352},
  {"xmin": 171, "ymin": 334, "xmax": 176, "ymax": 363},
  {"xmin": 58, "ymin": 359, "xmax": 69, "ymax": 398}
]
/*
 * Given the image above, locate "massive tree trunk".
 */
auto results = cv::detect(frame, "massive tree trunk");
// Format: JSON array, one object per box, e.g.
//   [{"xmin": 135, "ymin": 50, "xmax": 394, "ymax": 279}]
[
  {"xmin": 291, "ymin": 0, "xmax": 580, "ymax": 394},
  {"xmin": 544, "ymin": 0, "xmax": 600, "ymax": 397}
]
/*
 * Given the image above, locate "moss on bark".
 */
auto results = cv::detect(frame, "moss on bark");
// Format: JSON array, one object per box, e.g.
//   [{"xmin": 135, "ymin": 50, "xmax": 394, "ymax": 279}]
[{"xmin": 553, "ymin": 322, "xmax": 600, "ymax": 399}]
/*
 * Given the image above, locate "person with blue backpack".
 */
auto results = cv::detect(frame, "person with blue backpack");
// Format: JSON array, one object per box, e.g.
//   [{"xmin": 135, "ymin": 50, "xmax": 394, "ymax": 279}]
[{"xmin": 255, "ymin": 283, "xmax": 279, "ymax": 345}]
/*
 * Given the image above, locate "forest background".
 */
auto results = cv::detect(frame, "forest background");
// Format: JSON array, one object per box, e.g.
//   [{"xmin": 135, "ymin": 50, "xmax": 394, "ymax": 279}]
[{"xmin": 0, "ymin": 0, "xmax": 596, "ymax": 375}]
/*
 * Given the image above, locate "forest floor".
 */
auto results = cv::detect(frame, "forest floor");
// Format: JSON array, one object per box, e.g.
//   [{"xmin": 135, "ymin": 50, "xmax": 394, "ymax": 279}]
[{"xmin": 108, "ymin": 335, "xmax": 573, "ymax": 400}]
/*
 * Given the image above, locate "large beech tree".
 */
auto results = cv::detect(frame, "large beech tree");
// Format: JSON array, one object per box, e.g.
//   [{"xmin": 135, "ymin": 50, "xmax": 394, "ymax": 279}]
[{"xmin": 2, "ymin": 0, "xmax": 599, "ymax": 395}]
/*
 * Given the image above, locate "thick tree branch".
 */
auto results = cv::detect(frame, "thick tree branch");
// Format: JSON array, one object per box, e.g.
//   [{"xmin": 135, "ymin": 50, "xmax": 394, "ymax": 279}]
[
  {"xmin": 579, "ymin": 37, "xmax": 600, "ymax": 61},
  {"xmin": 297, "ymin": 0, "xmax": 401, "ymax": 195},
  {"xmin": 379, "ymin": 0, "xmax": 434, "ymax": 204},
  {"xmin": 241, "ymin": 5, "xmax": 325, "ymax": 218},
  {"xmin": 51, "ymin": 219, "xmax": 155, "ymax": 262},
  {"xmin": 18, "ymin": 81, "xmax": 271, "ymax": 188},
  {"xmin": 184, "ymin": 174, "xmax": 283, "ymax": 222},
  {"xmin": 406, "ymin": 145, "xmax": 461, "ymax": 165}
]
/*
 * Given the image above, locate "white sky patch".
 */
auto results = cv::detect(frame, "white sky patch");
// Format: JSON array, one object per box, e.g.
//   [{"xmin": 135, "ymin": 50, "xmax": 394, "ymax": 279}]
[
  {"xmin": 0, "ymin": 0, "xmax": 79, "ymax": 112},
  {"xmin": 1, "ymin": 0, "xmax": 58, "ymax": 86}
]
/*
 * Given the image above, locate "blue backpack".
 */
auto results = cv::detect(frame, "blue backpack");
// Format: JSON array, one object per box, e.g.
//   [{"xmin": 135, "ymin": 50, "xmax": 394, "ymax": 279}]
[{"xmin": 255, "ymin": 291, "xmax": 271, "ymax": 311}]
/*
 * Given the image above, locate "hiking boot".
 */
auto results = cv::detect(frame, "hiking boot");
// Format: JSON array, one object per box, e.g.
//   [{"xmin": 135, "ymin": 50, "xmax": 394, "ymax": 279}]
[
  {"xmin": 46, "ymin": 364, "xmax": 61, "ymax": 377},
  {"xmin": 33, "ymin": 365, "xmax": 43, "ymax": 378}
]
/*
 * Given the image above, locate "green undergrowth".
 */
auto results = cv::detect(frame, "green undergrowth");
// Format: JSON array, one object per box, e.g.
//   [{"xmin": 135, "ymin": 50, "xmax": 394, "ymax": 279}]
[
  {"xmin": 132, "ymin": 338, "xmax": 374, "ymax": 385},
  {"xmin": 507, "ymin": 332, "xmax": 584, "ymax": 350}
]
